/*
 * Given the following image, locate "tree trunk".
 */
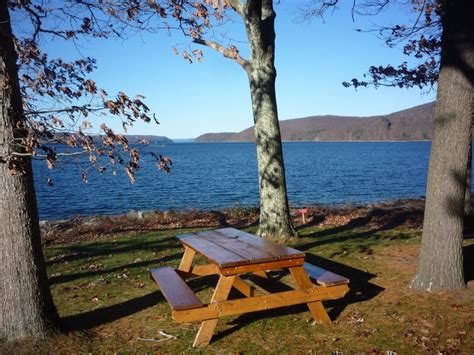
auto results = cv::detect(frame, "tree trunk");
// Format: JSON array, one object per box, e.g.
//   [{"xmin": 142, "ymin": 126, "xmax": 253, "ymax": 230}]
[
  {"xmin": 411, "ymin": 0, "xmax": 474, "ymax": 291},
  {"xmin": 0, "ymin": 3, "xmax": 59, "ymax": 340},
  {"xmin": 243, "ymin": 0, "xmax": 296, "ymax": 241},
  {"xmin": 464, "ymin": 137, "xmax": 472, "ymax": 215}
]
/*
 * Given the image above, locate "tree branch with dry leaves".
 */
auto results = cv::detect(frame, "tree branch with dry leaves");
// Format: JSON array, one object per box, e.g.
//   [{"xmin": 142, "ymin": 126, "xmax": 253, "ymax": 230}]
[
  {"xmin": 301, "ymin": 0, "xmax": 441, "ymax": 90},
  {"xmin": 5, "ymin": 0, "xmax": 173, "ymax": 184}
]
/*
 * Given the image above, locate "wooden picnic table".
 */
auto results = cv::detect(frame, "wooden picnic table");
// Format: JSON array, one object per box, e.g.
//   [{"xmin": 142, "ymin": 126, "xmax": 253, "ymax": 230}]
[{"xmin": 151, "ymin": 227, "xmax": 349, "ymax": 347}]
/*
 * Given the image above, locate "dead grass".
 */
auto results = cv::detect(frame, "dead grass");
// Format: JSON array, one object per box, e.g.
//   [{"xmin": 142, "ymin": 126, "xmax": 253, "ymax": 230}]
[{"xmin": 2, "ymin": 201, "xmax": 474, "ymax": 354}]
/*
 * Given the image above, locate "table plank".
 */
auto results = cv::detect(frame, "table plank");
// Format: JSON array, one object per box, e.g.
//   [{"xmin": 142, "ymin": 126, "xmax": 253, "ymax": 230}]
[
  {"xmin": 172, "ymin": 284, "xmax": 349, "ymax": 323},
  {"xmin": 198, "ymin": 230, "xmax": 277, "ymax": 264},
  {"xmin": 215, "ymin": 228, "xmax": 305, "ymax": 260},
  {"xmin": 220, "ymin": 257, "xmax": 305, "ymax": 276},
  {"xmin": 150, "ymin": 267, "xmax": 203, "ymax": 311},
  {"xmin": 177, "ymin": 228, "xmax": 306, "ymax": 269},
  {"xmin": 178, "ymin": 233, "xmax": 249, "ymax": 267},
  {"xmin": 303, "ymin": 262, "xmax": 350, "ymax": 287}
]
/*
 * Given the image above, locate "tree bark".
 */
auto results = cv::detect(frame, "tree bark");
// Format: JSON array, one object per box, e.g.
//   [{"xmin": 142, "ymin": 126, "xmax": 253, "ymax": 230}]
[
  {"xmin": 0, "ymin": 3, "xmax": 59, "ymax": 340},
  {"xmin": 243, "ymin": 0, "xmax": 296, "ymax": 241},
  {"xmin": 411, "ymin": 0, "xmax": 474, "ymax": 291}
]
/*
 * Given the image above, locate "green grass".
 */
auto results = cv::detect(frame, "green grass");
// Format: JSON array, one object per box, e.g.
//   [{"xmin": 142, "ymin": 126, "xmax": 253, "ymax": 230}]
[{"xmin": 3, "ymin": 224, "xmax": 474, "ymax": 354}]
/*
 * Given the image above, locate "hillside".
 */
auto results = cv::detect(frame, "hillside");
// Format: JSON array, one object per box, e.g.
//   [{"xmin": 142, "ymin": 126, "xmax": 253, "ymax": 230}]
[
  {"xmin": 49, "ymin": 134, "xmax": 173, "ymax": 145},
  {"xmin": 196, "ymin": 102, "xmax": 436, "ymax": 142},
  {"xmin": 195, "ymin": 132, "xmax": 236, "ymax": 142},
  {"xmin": 125, "ymin": 135, "xmax": 173, "ymax": 144}
]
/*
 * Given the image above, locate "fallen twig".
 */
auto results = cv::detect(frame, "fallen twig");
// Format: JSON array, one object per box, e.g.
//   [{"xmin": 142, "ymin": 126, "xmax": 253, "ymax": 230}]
[{"xmin": 137, "ymin": 331, "xmax": 177, "ymax": 342}]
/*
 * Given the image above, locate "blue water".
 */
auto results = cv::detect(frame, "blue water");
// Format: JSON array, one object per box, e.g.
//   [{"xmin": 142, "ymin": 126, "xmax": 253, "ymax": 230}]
[{"xmin": 33, "ymin": 142, "xmax": 431, "ymax": 220}]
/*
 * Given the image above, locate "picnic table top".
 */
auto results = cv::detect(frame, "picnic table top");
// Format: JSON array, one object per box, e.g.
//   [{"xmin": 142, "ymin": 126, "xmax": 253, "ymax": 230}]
[{"xmin": 176, "ymin": 227, "xmax": 305, "ymax": 268}]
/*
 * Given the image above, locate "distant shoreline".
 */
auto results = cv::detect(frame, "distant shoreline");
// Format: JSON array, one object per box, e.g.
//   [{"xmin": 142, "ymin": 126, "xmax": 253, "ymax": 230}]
[{"xmin": 194, "ymin": 140, "xmax": 433, "ymax": 143}]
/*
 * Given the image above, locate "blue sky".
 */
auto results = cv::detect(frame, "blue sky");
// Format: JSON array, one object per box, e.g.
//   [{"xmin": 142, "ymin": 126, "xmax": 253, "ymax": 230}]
[{"xmin": 32, "ymin": 1, "xmax": 435, "ymax": 139}]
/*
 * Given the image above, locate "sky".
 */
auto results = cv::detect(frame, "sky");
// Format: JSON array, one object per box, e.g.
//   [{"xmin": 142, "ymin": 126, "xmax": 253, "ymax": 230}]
[{"xmin": 24, "ymin": 1, "xmax": 436, "ymax": 139}]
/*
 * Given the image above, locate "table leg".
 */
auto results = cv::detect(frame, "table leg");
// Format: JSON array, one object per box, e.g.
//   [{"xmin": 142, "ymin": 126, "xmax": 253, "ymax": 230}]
[
  {"xmin": 289, "ymin": 266, "xmax": 331, "ymax": 325},
  {"xmin": 233, "ymin": 277, "xmax": 255, "ymax": 297},
  {"xmin": 178, "ymin": 246, "xmax": 196, "ymax": 273},
  {"xmin": 193, "ymin": 275, "xmax": 235, "ymax": 348}
]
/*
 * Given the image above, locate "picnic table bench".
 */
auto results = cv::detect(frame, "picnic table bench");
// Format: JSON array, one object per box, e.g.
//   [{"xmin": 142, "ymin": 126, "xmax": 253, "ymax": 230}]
[{"xmin": 150, "ymin": 227, "xmax": 349, "ymax": 347}]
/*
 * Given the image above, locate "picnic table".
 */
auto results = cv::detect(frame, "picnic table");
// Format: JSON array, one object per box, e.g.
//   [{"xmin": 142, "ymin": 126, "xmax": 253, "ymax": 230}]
[{"xmin": 150, "ymin": 227, "xmax": 349, "ymax": 347}]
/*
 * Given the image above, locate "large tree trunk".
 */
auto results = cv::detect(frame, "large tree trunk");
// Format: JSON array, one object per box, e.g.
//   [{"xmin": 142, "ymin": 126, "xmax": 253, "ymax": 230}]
[
  {"xmin": 243, "ymin": 0, "xmax": 296, "ymax": 241},
  {"xmin": 411, "ymin": 0, "xmax": 474, "ymax": 291},
  {"xmin": 0, "ymin": 3, "xmax": 59, "ymax": 340}
]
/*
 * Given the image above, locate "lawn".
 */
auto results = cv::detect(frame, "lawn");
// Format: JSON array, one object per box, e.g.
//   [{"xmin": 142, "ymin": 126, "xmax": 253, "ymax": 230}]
[{"xmin": 2, "ymin": 205, "xmax": 473, "ymax": 353}]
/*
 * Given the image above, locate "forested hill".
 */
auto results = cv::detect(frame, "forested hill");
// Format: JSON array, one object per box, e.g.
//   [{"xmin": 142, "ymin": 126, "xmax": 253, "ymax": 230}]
[
  {"xmin": 196, "ymin": 102, "xmax": 437, "ymax": 142},
  {"xmin": 49, "ymin": 134, "xmax": 173, "ymax": 144},
  {"xmin": 195, "ymin": 132, "xmax": 236, "ymax": 142},
  {"xmin": 125, "ymin": 135, "xmax": 173, "ymax": 144}
]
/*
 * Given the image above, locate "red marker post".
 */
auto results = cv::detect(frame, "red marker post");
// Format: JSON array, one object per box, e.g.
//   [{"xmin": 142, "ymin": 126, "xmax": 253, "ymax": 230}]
[{"xmin": 297, "ymin": 208, "xmax": 309, "ymax": 224}]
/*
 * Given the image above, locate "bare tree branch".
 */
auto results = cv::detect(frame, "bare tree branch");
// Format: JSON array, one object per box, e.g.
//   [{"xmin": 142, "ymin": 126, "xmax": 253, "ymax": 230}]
[
  {"xmin": 226, "ymin": 0, "xmax": 244, "ymax": 16},
  {"xmin": 193, "ymin": 37, "xmax": 249, "ymax": 67}
]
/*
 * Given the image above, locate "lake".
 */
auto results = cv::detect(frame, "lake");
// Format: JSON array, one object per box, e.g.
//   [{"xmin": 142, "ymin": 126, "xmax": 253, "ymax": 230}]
[{"xmin": 33, "ymin": 142, "xmax": 431, "ymax": 220}]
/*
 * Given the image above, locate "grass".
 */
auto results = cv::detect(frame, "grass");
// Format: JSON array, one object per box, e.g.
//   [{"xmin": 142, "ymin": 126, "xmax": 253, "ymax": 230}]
[{"xmin": 2, "ymin": 220, "xmax": 474, "ymax": 354}]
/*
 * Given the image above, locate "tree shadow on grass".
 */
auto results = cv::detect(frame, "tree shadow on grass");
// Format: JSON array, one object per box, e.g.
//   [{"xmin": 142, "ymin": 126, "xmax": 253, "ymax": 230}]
[
  {"xmin": 304, "ymin": 253, "xmax": 384, "ymax": 319},
  {"xmin": 60, "ymin": 254, "xmax": 384, "ymax": 338},
  {"xmin": 62, "ymin": 290, "xmax": 164, "ymax": 331},
  {"xmin": 46, "ymin": 236, "xmax": 179, "ymax": 266},
  {"xmin": 213, "ymin": 254, "xmax": 384, "ymax": 344},
  {"xmin": 49, "ymin": 252, "xmax": 183, "ymax": 285},
  {"xmin": 210, "ymin": 210, "xmax": 259, "ymax": 229},
  {"xmin": 296, "ymin": 202, "xmax": 424, "ymax": 234},
  {"xmin": 296, "ymin": 214, "xmax": 370, "ymax": 233},
  {"xmin": 295, "ymin": 226, "xmax": 413, "ymax": 257},
  {"xmin": 62, "ymin": 274, "xmax": 219, "ymax": 331}
]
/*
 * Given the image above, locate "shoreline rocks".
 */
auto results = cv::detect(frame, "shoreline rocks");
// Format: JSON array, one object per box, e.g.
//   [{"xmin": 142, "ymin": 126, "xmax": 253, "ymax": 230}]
[{"xmin": 39, "ymin": 199, "xmax": 425, "ymax": 246}]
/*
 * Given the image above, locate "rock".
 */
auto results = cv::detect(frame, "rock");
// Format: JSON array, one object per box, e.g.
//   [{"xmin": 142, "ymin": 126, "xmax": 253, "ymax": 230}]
[
  {"xmin": 142, "ymin": 211, "xmax": 157, "ymax": 220},
  {"xmin": 126, "ymin": 209, "xmax": 138, "ymax": 219},
  {"xmin": 163, "ymin": 210, "xmax": 174, "ymax": 218},
  {"xmin": 82, "ymin": 217, "xmax": 102, "ymax": 227}
]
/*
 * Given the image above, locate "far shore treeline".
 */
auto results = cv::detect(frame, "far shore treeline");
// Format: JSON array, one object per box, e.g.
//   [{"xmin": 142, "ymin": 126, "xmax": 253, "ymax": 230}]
[
  {"xmin": 69, "ymin": 102, "xmax": 473, "ymax": 144},
  {"xmin": 197, "ymin": 102, "xmax": 438, "ymax": 142}
]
